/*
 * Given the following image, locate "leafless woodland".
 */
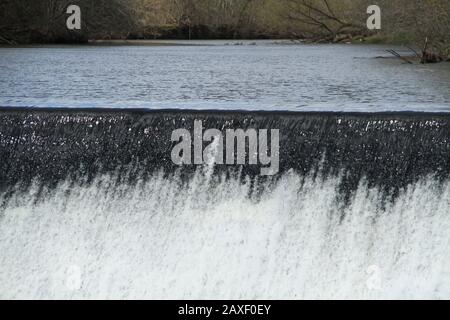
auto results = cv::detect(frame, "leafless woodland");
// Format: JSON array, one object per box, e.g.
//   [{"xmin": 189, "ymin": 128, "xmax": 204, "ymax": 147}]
[{"xmin": 0, "ymin": 0, "xmax": 449, "ymax": 59}]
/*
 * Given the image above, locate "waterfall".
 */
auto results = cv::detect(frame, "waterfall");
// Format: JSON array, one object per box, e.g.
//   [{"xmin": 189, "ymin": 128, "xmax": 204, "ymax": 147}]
[{"xmin": 0, "ymin": 107, "xmax": 449, "ymax": 299}]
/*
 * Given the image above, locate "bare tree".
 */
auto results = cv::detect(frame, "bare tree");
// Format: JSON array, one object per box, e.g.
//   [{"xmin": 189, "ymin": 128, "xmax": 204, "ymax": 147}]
[{"xmin": 284, "ymin": 0, "xmax": 365, "ymax": 41}]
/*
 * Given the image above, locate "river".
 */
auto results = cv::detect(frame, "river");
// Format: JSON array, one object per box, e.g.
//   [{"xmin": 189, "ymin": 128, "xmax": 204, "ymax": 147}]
[
  {"xmin": 0, "ymin": 42, "xmax": 449, "ymax": 299},
  {"xmin": 1, "ymin": 41, "xmax": 449, "ymax": 112}
]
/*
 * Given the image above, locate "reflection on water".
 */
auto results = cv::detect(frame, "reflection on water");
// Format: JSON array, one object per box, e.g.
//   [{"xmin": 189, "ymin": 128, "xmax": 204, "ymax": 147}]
[{"xmin": 0, "ymin": 41, "xmax": 449, "ymax": 111}]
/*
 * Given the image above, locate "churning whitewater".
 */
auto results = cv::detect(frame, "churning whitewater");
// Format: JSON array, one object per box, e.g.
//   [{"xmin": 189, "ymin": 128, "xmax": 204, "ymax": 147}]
[
  {"xmin": 0, "ymin": 108, "xmax": 449, "ymax": 299},
  {"xmin": 0, "ymin": 166, "xmax": 449, "ymax": 299}
]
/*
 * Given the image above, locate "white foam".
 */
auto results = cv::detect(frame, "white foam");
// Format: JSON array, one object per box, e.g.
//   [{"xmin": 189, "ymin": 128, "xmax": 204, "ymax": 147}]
[{"xmin": 0, "ymin": 169, "xmax": 449, "ymax": 299}]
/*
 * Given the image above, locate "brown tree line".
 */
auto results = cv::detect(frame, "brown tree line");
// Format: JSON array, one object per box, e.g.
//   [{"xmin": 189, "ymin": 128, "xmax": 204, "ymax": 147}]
[
  {"xmin": 375, "ymin": 0, "xmax": 450, "ymax": 59},
  {"xmin": 0, "ymin": 0, "xmax": 449, "ymax": 58},
  {"xmin": 0, "ymin": 0, "xmax": 136, "ymax": 43}
]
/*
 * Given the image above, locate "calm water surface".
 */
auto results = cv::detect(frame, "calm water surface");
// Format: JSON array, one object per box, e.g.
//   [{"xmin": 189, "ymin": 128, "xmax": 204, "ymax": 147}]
[{"xmin": 0, "ymin": 41, "xmax": 449, "ymax": 112}]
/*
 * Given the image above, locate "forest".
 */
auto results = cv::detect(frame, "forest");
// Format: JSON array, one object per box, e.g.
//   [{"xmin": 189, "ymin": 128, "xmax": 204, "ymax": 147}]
[{"xmin": 0, "ymin": 0, "xmax": 449, "ymax": 59}]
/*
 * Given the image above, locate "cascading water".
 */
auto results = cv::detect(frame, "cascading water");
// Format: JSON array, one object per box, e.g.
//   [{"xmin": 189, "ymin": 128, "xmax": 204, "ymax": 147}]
[{"xmin": 0, "ymin": 108, "xmax": 449, "ymax": 299}]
